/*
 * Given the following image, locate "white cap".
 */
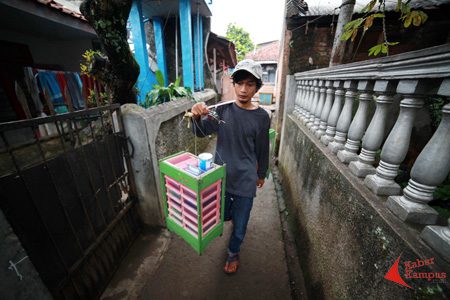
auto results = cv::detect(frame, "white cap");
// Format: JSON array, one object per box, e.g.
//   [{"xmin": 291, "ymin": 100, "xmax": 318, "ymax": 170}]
[{"xmin": 231, "ymin": 59, "xmax": 262, "ymax": 80}]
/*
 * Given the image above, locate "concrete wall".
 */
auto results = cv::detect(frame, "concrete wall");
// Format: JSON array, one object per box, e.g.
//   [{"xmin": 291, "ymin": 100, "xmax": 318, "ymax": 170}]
[
  {"xmin": 277, "ymin": 78, "xmax": 450, "ymax": 299},
  {"xmin": 121, "ymin": 90, "xmax": 217, "ymax": 227},
  {"xmin": 0, "ymin": 210, "xmax": 52, "ymax": 300}
]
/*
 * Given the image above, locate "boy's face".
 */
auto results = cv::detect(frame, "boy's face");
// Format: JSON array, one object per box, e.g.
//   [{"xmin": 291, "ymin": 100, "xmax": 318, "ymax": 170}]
[{"xmin": 234, "ymin": 77, "xmax": 258, "ymax": 104}]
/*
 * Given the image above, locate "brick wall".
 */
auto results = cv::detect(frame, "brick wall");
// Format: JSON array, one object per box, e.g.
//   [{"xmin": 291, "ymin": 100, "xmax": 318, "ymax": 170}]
[{"xmin": 287, "ymin": 4, "xmax": 450, "ymax": 73}]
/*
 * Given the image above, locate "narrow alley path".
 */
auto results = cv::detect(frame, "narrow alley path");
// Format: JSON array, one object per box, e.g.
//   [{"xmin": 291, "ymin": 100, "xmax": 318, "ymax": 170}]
[
  {"xmin": 101, "ymin": 169, "xmax": 307, "ymax": 300},
  {"xmin": 140, "ymin": 173, "xmax": 290, "ymax": 299}
]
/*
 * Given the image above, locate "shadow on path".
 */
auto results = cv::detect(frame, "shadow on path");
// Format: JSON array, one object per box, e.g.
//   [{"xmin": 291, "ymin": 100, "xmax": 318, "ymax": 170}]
[{"xmin": 102, "ymin": 167, "xmax": 308, "ymax": 300}]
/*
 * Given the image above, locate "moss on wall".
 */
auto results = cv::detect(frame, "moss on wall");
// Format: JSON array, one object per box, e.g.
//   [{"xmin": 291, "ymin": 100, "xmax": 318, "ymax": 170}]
[{"xmin": 278, "ymin": 115, "xmax": 450, "ymax": 299}]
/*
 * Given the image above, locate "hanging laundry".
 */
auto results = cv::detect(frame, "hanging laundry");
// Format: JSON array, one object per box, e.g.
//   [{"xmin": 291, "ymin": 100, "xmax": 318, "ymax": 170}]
[
  {"xmin": 37, "ymin": 72, "xmax": 69, "ymax": 114},
  {"xmin": 55, "ymin": 73, "xmax": 68, "ymax": 104},
  {"xmin": 23, "ymin": 67, "xmax": 44, "ymax": 114},
  {"xmin": 64, "ymin": 72, "xmax": 85, "ymax": 110},
  {"xmin": 79, "ymin": 73, "xmax": 90, "ymax": 100}
]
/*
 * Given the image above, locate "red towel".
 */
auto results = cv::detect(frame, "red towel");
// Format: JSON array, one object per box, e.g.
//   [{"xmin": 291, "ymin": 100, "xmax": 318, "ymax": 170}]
[
  {"xmin": 56, "ymin": 73, "xmax": 68, "ymax": 103},
  {"xmin": 79, "ymin": 74, "xmax": 89, "ymax": 100}
]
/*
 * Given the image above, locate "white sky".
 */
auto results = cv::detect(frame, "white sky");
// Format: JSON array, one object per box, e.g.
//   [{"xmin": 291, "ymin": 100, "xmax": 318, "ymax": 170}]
[{"xmin": 208, "ymin": 0, "xmax": 285, "ymax": 44}]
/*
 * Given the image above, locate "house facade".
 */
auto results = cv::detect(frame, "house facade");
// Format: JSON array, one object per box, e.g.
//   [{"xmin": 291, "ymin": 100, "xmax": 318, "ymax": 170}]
[
  {"xmin": 0, "ymin": 0, "xmax": 222, "ymax": 123},
  {"xmin": 245, "ymin": 40, "xmax": 280, "ymax": 105}
]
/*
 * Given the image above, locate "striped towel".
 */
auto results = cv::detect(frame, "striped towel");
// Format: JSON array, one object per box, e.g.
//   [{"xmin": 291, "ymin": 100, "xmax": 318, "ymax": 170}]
[{"xmin": 37, "ymin": 72, "xmax": 68, "ymax": 114}]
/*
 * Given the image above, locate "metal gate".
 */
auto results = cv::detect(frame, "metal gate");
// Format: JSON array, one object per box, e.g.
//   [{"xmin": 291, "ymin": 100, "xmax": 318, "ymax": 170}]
[{"xmin": 0, "ymin": 104, "xmax": 141, "ymax": 299}]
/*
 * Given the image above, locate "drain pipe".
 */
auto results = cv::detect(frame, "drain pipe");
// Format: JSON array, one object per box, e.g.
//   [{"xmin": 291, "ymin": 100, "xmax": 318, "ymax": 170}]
[{"xmin": 329, "ymin": 0, "xmax": 356, "ymax": 67}]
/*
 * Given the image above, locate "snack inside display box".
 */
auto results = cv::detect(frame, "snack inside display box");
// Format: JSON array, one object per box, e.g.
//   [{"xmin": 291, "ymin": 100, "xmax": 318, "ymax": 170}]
[{"xmin": 159, "ymin": 151, "xmax": 226, "ymax": 255}]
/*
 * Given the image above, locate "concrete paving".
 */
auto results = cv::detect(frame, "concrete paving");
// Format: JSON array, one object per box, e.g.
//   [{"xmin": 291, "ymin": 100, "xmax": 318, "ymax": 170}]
[
  {"xmin": 100, "ymin": 168, "xmax": 308, "ymax": 300},
  {"xmin": 101, "ymin": 124, "xmax": 307, "ymax": 299}
]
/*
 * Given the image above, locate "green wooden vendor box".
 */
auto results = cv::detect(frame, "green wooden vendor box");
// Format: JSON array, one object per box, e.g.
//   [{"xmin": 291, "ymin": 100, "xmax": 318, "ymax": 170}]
[{"xmin": 159, "ymin": 151, "xmax": 226, "ymax": 255}]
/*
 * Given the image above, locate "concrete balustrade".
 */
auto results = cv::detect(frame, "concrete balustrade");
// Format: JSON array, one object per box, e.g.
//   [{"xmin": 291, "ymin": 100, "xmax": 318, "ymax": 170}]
[
  {"xmin": 293, "ymin": 81, "xmax": 302, "ymax": 118},
  {"xmin": 298, "ymin": 80, "xmax": 308, "ymax": 120},
  {"xmin": 328, "ymin": 80, "xmax": 358, "ymax": 154},
  {"xmin": 349, "ymin": 80, "xmax": 398, "ymax": 177},
  {"xmin": 419, "ymin": 79, "xmax": 450, "ymax": 263},
  {"xmin": 315, "ymin": 81, "xmax": 336, "ymax": 139},
  {"xmin": 311, "ymin": 81, "xmax": 327, "ymax": 134},
  {"xmin": 365, "ymin": 80, "xmax": 431, "ymax": 196},
  {"xmin": 306, "ymin": 81, "xmax": 321, "ymax": 129},
  {"xmin": 387, "ymin": 100, "xmax": 450, "ymax": 224},
  {"xmin": 338, "ymin": 80, "xmax": 374, "ymax": 163},
  {"xmin": 321, "ymin": 82, "xmax": 345, "ymax": 146},
  {"xmin": 303, "ymin": 80, "xmax": 317, "ymax": 125},
  {"xmin": 300, "ymin": 80, "xmax": 313, "ymax": 123},
  {"xmin": 285, "ymin": 44, "xmax": 450, "ymax": 267}
]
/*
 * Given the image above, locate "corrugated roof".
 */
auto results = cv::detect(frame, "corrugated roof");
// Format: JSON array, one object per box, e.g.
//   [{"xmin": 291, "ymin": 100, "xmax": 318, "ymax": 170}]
[{"xmin": 301, "ymin": 0, "xmax": 450, "ymax": 16}]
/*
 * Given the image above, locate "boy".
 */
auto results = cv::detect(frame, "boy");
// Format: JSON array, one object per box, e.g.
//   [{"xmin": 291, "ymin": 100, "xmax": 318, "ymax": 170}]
[{"xmin": 191, "ymin": 59, "xmax": 270, "ymax": 274}]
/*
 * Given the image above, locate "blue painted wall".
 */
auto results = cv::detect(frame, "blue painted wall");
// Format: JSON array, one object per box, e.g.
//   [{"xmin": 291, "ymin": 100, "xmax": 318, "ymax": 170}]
[
  {"xmin": 129, "ymin": 0, "xmax": 157, "ymax": 103},
  {"xmin": 153, "ymin": 16, "xmax": 168, "ymax": 85},
  {"xmin": 193, "ymin": 14, "xmax": 204, "ymax": 90},
  {"xmin": 179, "ymin": 0, "xmax": 194, "ymax": 90}
]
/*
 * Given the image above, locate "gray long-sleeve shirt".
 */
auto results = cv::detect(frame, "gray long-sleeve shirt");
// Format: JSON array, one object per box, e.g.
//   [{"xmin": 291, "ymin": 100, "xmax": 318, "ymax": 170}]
[{"xmin": 192, "ymin": 102, "xmax": 270, "ymax": 198}]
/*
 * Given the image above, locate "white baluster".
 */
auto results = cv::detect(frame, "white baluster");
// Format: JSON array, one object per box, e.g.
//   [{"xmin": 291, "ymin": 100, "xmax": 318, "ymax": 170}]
[
  {"xmin": 365, "ymin": 80, "xmax": 429, "ymax": 196},
  {"xmin": 321, "ymin": 81, "xmax": 345, "ymax": 146},
  {"xmin": 350, "ymin": 80, "xmax": 398, "ymax": 177},
  {"xmin": 311, "ymin": 81, "xmax": 327, "ymax": 134},
  {"xmin": 297, "ymin": 80, "xmax": 307, "ymax": 120},
  {"xmin": 304, "ymin": 80, "xmax": 318, "ymax": 125},
  {"xmin": 420, "ymin": 80, "xmax": 450, "ymax": 262},
  {"xmin": 328, "ymin": 80, "xmax": 358, "ymax": 154},
  {"xmin": 421, "ymin": 218, "xmax": 450, "ymax": 263},
  {"xmin": 307, "ymin": 81, "xmax": 321, "ymax": 129},
  {"xmin": 293, "ymin": 80, "xmax": 301, "ymax": 118},
  {"xmin": 300, "ymin": 80, "xmax": 313, "ymax": 123},
  {"xmin": 386, "ymin": 101, "xmax": 450, "ymax": 224},
  {"xmin": 316, "ymin": 81, "xmax": 335, "ymax": 139},
  {"xmin": 338, "ymin": 80, "xmax": 375, "ymax": 164}
]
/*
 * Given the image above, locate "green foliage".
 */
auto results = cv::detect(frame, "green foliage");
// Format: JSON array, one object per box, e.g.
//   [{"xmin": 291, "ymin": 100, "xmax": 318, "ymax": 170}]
[
  {"xmin": 342, "ymin": 0, "xmax": 428, "ymax": 57},
  {"xmin": 141, "ymin": 70, "xmax": 194, "ymax": 108},
  {"xmin": 429, "ymin": 97, "xmax": 450, "ymax": 131},
  {"xmin": 368, "ymin": 42, "xmax": 399, "ymax": 56},
  {"xmin": 432, "ymin": 183, "xmax": 450, "ymax": 219},
  {"xmin": 226, "ymin": 23, "xmax": 255, "ymax": 61},
  {"xmin": 80, "ymin": 49, "xmax": 103, "ymax": 75},
  {"xmin": 434, "ymin": 185, "xmax": 450, "ymax": 201},
  {"xmin": 87, "ymin": 89, "xmax": 108, "ymax": 108}
]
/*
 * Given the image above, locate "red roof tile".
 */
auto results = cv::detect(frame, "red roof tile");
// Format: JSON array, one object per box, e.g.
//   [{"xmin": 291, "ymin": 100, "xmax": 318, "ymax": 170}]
[
  {"xmin": 244, "ymin": 40, "xmax": 280, "ymax": 62},
  {"xmin": 35, "ymin": 0, "xmax": 88, "ymax": 21}
]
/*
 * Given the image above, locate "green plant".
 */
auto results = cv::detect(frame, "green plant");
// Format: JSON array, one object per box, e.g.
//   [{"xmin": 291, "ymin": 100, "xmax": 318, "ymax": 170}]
[
  {"xmin": 342, "ymin": 0, "xmax": 428, "ymax": 57},
  {"xmin": 141, "ymin": 70, "xmax": 193, "ymax": 108},
  {"xmin": 434, "ymin": 185, "xmax": 450, "ymax": 201},
  {"xmin": 429, "ymin": 97, "xmax": 450, "ymax": 132},
  {"xmin": 80, "ymin": 49, "xmax": 103, "ymax": 75},
  {"xmin": 87, "ymin": 88, "xmax": 108, "ymax": 108}
]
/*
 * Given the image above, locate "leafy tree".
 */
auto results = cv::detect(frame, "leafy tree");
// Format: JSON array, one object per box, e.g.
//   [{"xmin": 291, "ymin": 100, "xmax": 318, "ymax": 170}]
[
  {"xmin": 342, "ymin": 0, "xmax": 428, "ymax": 58},
  {"xmin": 226, "ymin": 23, "xmax": 256, "ymax": 61}
]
